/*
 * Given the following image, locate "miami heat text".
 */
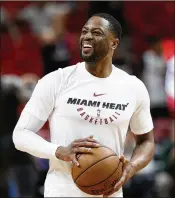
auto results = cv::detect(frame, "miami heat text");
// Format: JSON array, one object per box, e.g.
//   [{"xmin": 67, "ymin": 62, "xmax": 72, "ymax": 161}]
[{"xmin": 67, "ymin": 97, "xmax": 129, "ymax": 110}]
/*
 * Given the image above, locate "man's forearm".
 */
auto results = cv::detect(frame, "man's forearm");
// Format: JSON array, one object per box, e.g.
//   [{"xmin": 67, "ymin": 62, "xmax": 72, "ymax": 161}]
[
  {"xmin": 102, "ymin": 131, "xmax": 155, "ymax": 196},
  {"xmin": 12, "ymin": 111, "xmax": 58, "ymax": 160},
  {"xmin": 13, "ymin": 127, "xmax": 58, "ymax": 160},
  {"xmin": 130, "ymin": 136, "xmax": 155, "ymax": 173}
]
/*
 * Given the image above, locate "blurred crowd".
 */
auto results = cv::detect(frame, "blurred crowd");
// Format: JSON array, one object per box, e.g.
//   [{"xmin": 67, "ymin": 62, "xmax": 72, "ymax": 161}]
[{"xmin": 0, "ymin": 1, "xmax": 174, "ymax": 198}]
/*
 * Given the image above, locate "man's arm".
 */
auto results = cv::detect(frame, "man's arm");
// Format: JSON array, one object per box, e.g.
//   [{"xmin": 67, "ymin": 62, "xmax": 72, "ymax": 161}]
[
  {"xmin": 104, "ymin": 130, "xmax": 155, "ymax": 196},
  {"xmin": 104, "ymin": 78, "xmax": 155, "ymax": 197},
  {"xmin": 128, "ymin": 78, "xmax": 155, "ymax": 173},
  {"xmin": 12, "ymin": 70, "xmax": 100, "ymax": 163},
  {"xmin": 13, "ymin": 111, "xmax": 58, "ymax": 160},
  {"xmin": 12, "ymin": 70, "xmax": 62, "ymax": 160},
  {"xmin": 130, "ymin": 130, "xmax": 155, "ymax": 173}
]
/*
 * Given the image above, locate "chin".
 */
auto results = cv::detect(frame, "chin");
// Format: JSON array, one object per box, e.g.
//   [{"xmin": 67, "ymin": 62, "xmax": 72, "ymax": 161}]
[
  {"xmin": 81, "ymin": 53, "xmax": 96, "ymax": 63},
  {"xmin": 83, "ymin": 57, "xmax": 95, "ymax": 64}
]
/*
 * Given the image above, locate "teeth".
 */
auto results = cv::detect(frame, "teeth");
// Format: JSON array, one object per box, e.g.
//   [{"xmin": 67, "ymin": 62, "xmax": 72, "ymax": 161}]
[{"xmin": 83, "ymin": 44, "xmax": 92, "ymax": 48}]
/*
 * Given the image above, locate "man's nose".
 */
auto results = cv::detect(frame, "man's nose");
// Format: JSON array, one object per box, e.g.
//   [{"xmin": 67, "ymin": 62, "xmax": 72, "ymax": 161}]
[{"xmin": 84, "ymin": 32, "xmax": 93, "ymax": 40}]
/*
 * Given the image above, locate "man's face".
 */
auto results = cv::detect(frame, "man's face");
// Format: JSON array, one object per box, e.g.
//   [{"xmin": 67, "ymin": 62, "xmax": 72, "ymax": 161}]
[{"xmin": 79, "ymin": 16, "xmax": 113, "ymax": 64}]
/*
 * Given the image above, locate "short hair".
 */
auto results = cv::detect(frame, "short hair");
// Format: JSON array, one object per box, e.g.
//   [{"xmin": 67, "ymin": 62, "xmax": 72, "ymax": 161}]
[{"xmin": 92, "ymin": 13, "xmax": 122, "ymax": 40}]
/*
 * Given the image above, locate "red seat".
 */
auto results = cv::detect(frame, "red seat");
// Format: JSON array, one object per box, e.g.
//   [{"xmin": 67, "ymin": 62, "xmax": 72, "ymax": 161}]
[
  {"xmin": 123, "ymin": 1, "xmax": 175, "ymax": 59},
  {"xmin": 1, "ymin": 31, "xmax": 43, "ymax": 77}
]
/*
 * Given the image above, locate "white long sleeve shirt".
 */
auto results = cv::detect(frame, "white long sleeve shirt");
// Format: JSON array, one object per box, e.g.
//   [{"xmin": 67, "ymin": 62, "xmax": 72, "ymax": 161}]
[{"xmin": 13, "ymin": 62, "xmax": 153, "ymax": 197}]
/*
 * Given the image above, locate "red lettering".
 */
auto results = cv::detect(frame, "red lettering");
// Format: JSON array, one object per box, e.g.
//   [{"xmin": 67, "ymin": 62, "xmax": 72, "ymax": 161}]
[
  {"xmin": 80, "ymin": 112, "xmax": 85, "ymax": 117},
  {"xmin": 109, "ymin": 117, "xmax": 114, "ymax": 122},
  {"xmin": 77, "ymin": 107, "xmax": 83, "ymax": 112},
  {"xmin": 89, "ymin": 117, "xmax": 94, "ymax": 123},
  {"xmin": 95, "ymin": 119, "xmax": 98, "ymax": 124},
  {"xmin": 112, "ymin": 115, "xmax": 118, "ymax": 119},
  {"xmin": 104, "ymin": 118, "xmax": 108, "ymax": 124},
  {"xmin": 84, "ymin": 115, "xmax": 89, "ymax": 120}
]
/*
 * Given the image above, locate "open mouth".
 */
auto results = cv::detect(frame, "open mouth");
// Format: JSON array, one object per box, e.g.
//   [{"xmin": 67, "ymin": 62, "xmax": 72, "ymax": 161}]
[{"xmin": 82, "ymin": 44, "xmax": 94, "ymax": 54}]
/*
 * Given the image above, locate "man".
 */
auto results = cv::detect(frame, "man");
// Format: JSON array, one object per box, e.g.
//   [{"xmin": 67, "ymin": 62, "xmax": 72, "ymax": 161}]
[
  {"xmin": 141, "ymin": 36, "xmax": 168, "ymax": 119},
  {"xmin": 13, "ymin": 13, "xmax": 155, "ymax": 197}
]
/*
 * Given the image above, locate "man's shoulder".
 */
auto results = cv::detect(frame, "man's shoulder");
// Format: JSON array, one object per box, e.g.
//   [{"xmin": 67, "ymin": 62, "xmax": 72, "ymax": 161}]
[
  {"xmin": 61, "ymin": 62, "xmax": 80, "ymax": 74},
  {"xmin": 113, "ymin": 66, "xmax": 134, "ymax": 79},
  {"xmin": 113, "ymin": 66, "xmax": 130, "ymax": 78},
  {"xmin": 42, "ymin": 62, "xmax": 80, "ymax": 80},
  {"xmin": 114, "ymin": 68, "xmax": 149, "ymax": 100},
  {"xmin": 113, "ymin": 66, "xmax": 145, "ymax": 88}
]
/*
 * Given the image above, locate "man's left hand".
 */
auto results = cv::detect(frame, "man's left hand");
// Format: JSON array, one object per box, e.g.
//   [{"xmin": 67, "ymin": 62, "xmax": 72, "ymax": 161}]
[{"xmin": 103, "ymin": 155, "xmax": 136, "ymax": 197}]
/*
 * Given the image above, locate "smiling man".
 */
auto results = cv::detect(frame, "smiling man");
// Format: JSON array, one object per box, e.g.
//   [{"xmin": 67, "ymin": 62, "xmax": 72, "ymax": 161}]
[{"xmin": 12, "ymin": 13, "xmax": 155, "ymax": 197}]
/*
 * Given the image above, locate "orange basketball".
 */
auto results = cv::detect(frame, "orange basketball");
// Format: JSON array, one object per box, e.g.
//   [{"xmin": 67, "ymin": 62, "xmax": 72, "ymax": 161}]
[{"xmin": 71, "ymin": 146, "xmax": 123, "ymax": 195}]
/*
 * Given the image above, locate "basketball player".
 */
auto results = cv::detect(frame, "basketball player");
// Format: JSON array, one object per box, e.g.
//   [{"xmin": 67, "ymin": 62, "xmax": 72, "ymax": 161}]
[{"xmin": 12, "ymin": 13, "xmax": 155, "ymax": 197}]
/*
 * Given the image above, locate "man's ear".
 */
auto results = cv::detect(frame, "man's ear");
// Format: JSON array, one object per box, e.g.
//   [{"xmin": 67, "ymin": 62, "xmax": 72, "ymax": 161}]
[{"xmin": 111, "ymin": 38, "xmax": 119, "ymax": 50}]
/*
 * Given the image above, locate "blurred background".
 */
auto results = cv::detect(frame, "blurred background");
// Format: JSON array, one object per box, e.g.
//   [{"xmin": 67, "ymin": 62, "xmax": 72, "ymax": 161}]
[{"xmin": 0, "ymin": 1, "xmax": 174, "ymax": 198}]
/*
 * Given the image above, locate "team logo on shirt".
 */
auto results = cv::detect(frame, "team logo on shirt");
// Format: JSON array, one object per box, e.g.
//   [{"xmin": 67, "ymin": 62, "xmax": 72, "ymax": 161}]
[
  {"xmin": 67, "ymin": 98, "xmax": 129, "ymax": 110},
  {"xmin": 93, "ymin": 92, "xmax": 106, "ymax": 97},
  {"xmin": 97, "ymin": 109, "xmax": 101, "ymax": 117},
  {"xmin": 67, "ymin": 97, "xmax": 129, "ymax": 125}
]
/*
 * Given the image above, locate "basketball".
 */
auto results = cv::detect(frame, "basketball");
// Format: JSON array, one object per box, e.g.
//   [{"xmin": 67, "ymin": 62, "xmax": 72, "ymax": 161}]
[{"xmin": 71, "ymin": 146, "xmax": 123, "ymax": 195}]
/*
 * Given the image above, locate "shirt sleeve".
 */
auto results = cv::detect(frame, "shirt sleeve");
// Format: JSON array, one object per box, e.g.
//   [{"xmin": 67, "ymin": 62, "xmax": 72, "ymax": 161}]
[
  {"xmin": 130, "ymin": 77, "xmax": 154, "ymax": 135},
  {"xmin": 12, "ymin": 69, "xmax": 63, "ymax": 160},
  {"xmin": 13, "ymin": 111, "xmax": 58, "ymax": 160},
  {"xmin": 24, "ymin": 69, "xmax": 63, "ymax": 121}
]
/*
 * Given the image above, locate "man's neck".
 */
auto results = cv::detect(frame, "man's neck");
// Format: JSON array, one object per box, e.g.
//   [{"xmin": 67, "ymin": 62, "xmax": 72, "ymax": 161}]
[{"xmin": 85, "ymin": 58, "xmax": 113, "ymax": 78}]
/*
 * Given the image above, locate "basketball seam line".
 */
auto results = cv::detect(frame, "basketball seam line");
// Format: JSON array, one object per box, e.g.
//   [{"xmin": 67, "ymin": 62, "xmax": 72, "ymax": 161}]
[
  {"xmin": 79, "ymin": 160, "xmax": 122, "ymax": 188},
  {"xmin": 71, "ymin": 145, "xmax": 115, "ymax": 171},
  {"xmin": 74, "ymin": 154, "xmax": 117, "ymax": 183}
]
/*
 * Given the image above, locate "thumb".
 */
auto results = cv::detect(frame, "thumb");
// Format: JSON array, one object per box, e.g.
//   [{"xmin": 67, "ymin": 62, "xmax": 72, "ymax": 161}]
[
  {"xmin": 72, "ymin": 154, "xmax": 80, "ymax": 167},
  {"xmin": 119, "ymin": 154, "xmax": 125, "ymax": 164}
]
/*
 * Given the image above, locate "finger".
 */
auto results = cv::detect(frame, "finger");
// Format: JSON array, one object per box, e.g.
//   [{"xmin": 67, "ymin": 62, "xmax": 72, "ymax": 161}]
[
  {"xmin": 113, "ymin": 181, "xmax": 124, "ymax": 192},
  {"xmin": 119, "ymin": 155, "xmax": 125, "ymax": 164},
  {"xmin": 104, "ymin": 179, "xmax": 123, "ymax": 197},
  {"xmin": 74, "ymin": 135, "xmax": 93, "ymax": 142},
  {"xmin": 74, "ymin": 136, "xmax": 99, "ymax": 144},
  {"xmin": 72, "ymin": 154, "xmax": 79, "ymax": 167},
  {"xmin": 114, "ymin": 176, "xmax": 126, "ymax": 191},
  {"xmin": 103, "ymin": 188, "xmax": 115, "ymax": 196},
  {"xmin": 73, "ymin": 147, "xmax": 93, "ymax": 154},
  {"xmin": 72, "ymin": 141, "xmax": 100, "ymax": 148},
  {"xmin": 103, "ymin": 174, "xmax": 126, "ymax": 196},
  {"xmin": 86, "ymin": 137, "xmax": 100, "ymax": 144}
]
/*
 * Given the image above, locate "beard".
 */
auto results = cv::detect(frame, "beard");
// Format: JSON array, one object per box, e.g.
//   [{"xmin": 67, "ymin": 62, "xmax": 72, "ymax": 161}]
[
  {"xmin": 80, "ymin": 50, "xmax": 97, "ymax": 64},
  {"xmin": 80, "ymin": 46, "xmax": 108, "ymax": 64}
]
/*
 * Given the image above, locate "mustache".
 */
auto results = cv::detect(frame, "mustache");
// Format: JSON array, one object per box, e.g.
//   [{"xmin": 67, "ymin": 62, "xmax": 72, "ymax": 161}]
[{"xmin": 80, "ymin": 39, "xmax": 95, "ymax": 47}]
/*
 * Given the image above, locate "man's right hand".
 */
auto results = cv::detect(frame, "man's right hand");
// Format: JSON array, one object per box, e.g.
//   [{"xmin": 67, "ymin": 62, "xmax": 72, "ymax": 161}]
[{"xmin": 55, "ymin": 136, "xmax": 100, "ymax": 166}]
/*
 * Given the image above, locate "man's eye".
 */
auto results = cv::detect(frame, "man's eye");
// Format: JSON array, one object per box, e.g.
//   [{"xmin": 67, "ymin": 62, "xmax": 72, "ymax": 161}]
[
  {"xmin": 82, "ymin": 30, "xmax": 87, "ymax": 34},
  {"xmin": 93, "ymin": 32, "xmax": 101, "ymax": 35}
]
